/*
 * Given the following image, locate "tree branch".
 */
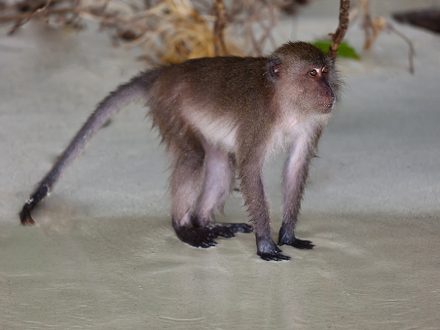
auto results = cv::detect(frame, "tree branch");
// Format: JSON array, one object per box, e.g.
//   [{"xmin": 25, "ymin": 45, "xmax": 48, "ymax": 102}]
[{"xmin": 329, "ymin": 0, "xmax": 350, "ymax": 59}]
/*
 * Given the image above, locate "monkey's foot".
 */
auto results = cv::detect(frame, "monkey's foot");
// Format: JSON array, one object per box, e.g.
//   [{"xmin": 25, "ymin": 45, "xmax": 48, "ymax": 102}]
[
  {"xmin": 19, "ymin": 203, "xmax": 36, "ymax": 226},
  {"xmin": 257, "ymin": 237, "xmax": 291, "ymax": 261},
  {"xmin": 174, "ymin": 226, "xmax": 218, "ymax": 248},
  {"xmin": 210, "ymin": 223, "xmax": 253, "ymax": 238},
  {"xmin": 174, "ymin": 222, "xmax": 253, "ymax": 248},
  {"xmin": 278, "ymin": 227, "xmax": 314, "ymax": 249}
]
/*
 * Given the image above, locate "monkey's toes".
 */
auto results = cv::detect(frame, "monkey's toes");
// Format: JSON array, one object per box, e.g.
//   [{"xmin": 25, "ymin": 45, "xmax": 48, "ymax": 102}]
[
  {"xmin": 19, "ymin": 204, "xmax": 35, "ymax": 226},
  {"xmin": 174, "ymin": 226, "xmax": 218, "ymax": 248}
]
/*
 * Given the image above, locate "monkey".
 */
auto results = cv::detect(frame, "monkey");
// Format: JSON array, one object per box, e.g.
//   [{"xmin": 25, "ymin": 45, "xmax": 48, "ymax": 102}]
[{"xmin": 19, "ymin": 41, "xmax": 340, "ymax": 261}]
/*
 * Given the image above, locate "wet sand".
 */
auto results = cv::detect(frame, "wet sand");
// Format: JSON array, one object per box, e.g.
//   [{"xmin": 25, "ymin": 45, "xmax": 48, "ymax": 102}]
[{"xmin": 1, "ymin": 2, "xmax": 439, "ymax": 329}]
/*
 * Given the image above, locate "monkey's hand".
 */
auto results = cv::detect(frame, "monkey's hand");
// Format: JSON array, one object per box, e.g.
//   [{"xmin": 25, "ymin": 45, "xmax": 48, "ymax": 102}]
[
  {"xmin": 257, "ymin": 237, "xmax": 291, "ymax": 261},
  {"xmin": 278, "ymin": 227, "xmax": 314, "ymax": 249}
]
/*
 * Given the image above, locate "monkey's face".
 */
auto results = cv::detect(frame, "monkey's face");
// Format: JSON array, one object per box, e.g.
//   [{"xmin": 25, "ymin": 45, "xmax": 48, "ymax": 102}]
[
  {"xmin": 288, "ymin": 62, "xmax": 336, "ymax": 114},
  {"xmin": 269, "ymin": 42, "xmax": 339, "ymax": 115}
]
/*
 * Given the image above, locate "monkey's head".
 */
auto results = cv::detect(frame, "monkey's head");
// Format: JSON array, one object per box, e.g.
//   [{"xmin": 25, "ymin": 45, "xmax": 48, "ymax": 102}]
[{"xmin": 268, "ymin": 41, "xmax": 339, "ymax": 114}]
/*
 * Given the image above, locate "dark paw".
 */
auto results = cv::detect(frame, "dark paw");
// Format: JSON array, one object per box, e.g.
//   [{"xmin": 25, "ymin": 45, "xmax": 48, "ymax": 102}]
[
  {"xmin": 19, "ymin": 203, "xmax": 35, "ymax": 226},
  {"xmin": 174, "ymin": 219, "xmax": 254, "ymax": 248},
  {"xmin": 258, "ymin": 251, "xmax": 291, "ymax": 261},
  {"xmin": 257, "ymin": 237, "xmax": 291, "ymax": 261},
  {"xmin": 174, "ymin": 226, "xmax": 217, "ymax": 248},
  {"xmin": 278, "ymin": 226, "xmax": 314, "ymax": 249}
]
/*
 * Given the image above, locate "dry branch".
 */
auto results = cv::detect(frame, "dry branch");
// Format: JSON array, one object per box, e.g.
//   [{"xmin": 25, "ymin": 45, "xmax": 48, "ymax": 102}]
[{"xmin": 0, "ymin": 0, "xmax": 309, "ymax": 64}]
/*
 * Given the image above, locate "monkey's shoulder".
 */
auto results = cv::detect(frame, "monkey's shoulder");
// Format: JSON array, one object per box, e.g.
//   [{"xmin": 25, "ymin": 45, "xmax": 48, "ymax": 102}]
[
  {"xmin": 161, "ymin": 56, "xmax": 268, "ymax": 81},
  {"xmin": 179, "ymin": 56, "xmax": 267, "ymax": 69}
]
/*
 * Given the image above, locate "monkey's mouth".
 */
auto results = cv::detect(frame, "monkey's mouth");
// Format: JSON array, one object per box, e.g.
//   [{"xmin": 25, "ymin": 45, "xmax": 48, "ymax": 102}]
[
  {"xmin": 322, "ymin": 97, "xmax": 336, "ymax": 113},
  {"xmin": 321, "ymin": 103, "xmax": 333, "ymax": 113}
]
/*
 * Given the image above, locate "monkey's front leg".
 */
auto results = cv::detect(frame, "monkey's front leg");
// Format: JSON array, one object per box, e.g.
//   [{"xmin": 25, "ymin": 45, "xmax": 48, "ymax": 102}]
[
  {"xmin": 278, "ymin": 138, "xmax": 315, "ymax": 249},
  {"xmin": 239, "ymin": 156, "xmax": 290, "ymax": 261}
]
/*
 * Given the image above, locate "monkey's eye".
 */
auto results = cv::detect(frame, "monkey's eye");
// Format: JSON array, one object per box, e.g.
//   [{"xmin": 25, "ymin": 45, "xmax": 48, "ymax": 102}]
[
  {"xmin": 322, "ymin": 66, "xmax": 329, "ymax": 74},
  {"xmin": 308, "ymin": 69, "xmax": 318, "ymax": 77}
]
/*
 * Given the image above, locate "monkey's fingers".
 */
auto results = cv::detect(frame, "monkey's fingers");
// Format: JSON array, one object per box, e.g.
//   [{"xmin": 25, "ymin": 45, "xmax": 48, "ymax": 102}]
[
  {"xmin": 290, "ymin": 238, "xmax": 314, "ymax": 249},
  {"xmin": 19, "ymin": 203, "xmax": 36, "ymax": 226},
  {"xmin": 279, "ymin": 236, "xmax": 315, "ymax": 250},
  {"xmin": 257, "ymin": 239, "xmax": 291, "ymax": 261},
  {"xmin": 278, "ymin": 228, "xmax": 315, "ymax": 249}
]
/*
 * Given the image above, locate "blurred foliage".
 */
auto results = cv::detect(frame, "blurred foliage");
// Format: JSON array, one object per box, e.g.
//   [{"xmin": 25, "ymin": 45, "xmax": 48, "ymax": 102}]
[{"xmin": 312, "ymin": 39, "xmax": 360, "ymax": 60}]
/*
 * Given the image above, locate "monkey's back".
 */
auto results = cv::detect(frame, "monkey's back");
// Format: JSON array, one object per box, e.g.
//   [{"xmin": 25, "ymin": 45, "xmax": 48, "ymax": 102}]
[
  {"xmin": 147, "ymin": 56, "xmax": 277, "ymax": 152},
  {"xmin": 163, "ymin": 57, "xmax": 273, "ymax": 114}
]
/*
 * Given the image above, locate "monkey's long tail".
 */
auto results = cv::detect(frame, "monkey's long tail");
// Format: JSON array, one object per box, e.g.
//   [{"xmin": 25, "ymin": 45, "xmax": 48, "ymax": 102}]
[{"xmin": 20, "ymin": 70, "xmax": 160, "ymax": 225}]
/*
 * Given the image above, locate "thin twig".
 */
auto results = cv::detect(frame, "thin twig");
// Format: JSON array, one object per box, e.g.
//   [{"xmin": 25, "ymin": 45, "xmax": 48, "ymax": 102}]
[
  {"xmin": 329, "ymin": 0, "xmax": 351, "ymax": 59},
  {"xmin": 1, "ymin": 7, "xmax": 79, "ymax": 24},
  {"xmin": 213, "ymin": 0, "xmax": 227, "ymax": 56},
  {"xmin": 7, "ymin": 0, "xmax": 53, "ymax": 35},
  {"xmin": 387, "ymin": 23, "xmax": 415, "ymax": 74}
]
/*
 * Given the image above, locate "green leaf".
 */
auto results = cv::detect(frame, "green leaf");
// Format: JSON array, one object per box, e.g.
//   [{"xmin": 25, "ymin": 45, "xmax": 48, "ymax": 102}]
[{"xmin": 312, "ymin": 40, "xmax": 361, "ymax": 60}]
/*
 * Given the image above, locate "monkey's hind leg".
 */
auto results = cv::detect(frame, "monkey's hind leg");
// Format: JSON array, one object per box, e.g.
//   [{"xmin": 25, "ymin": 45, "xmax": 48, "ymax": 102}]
[
  {"xmin": 170, "ymin": 144, "xmax": 216, "ymax": 248},
  {"xmin": 170, "ymin": 142, "xmax": 251, "ymax": 249}
]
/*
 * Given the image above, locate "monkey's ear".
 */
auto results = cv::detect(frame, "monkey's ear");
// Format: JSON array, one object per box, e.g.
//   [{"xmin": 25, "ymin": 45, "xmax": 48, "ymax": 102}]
[
  {"xmin": 267, "ymin": 57, "xmax": 282, "ymax": 81},
  {"xmin": 326, "ymin": 55, "xmax": 336, "ymax": 68}
]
